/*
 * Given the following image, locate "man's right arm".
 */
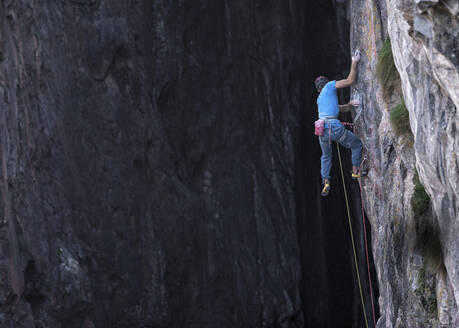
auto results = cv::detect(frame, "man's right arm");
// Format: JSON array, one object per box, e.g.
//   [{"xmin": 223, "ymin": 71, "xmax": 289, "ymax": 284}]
[
  {"xmin": 339, "ymin": 99, "xmax": 360, "ymax": 112},
  {"xmin": 336, "ymin": 52, "xmax": 360, "ymax": 89}
]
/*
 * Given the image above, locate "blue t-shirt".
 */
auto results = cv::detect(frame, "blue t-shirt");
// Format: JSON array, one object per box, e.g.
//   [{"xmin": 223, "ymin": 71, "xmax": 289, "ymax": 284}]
[{"xmin": 317, "ymin": 80, "xmax": 339, "ymax": 118}]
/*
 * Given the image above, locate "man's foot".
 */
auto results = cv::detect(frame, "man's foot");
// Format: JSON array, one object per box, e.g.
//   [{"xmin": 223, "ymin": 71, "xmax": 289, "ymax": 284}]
[
  {"xmin": 321, "ymin": 182, "xmax": 331, "ymax": 196},
  {"xmin": 351, "ymin": 170, "xmax": 368, "ymax": 179}
]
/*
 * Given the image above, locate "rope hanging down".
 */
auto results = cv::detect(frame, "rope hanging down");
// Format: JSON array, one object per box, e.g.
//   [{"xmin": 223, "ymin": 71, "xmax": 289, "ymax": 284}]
[
  {"xmin": 359, "ymin": 178, "xmax": 377, "ymax": 327},
  {"xmin": 336, "ymin": 143, "xmax": 369, "ymax": 328}
]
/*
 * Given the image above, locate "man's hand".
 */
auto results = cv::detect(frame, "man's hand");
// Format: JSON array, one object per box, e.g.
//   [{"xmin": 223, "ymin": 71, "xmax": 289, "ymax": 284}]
[
  {"xmin": 352, "ymin": 50, "xmax": 361, "ymax": 63},
  {"xmin": 349, "ymin": 99, "xmax": 360, "ymax": 107}
]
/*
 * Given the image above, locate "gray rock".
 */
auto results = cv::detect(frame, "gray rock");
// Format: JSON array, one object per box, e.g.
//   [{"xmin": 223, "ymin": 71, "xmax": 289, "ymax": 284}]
[
  {"xmin": 350, "ymin": 0, "xmax": 458, "ymax": 327},
  {"xmin": 415, "ymin": 0, "xmax": 440, "ymax": 13},
  {"xmin": 414, "ymin": 14, "xmax": 434, "ymax": 39},
  {"xmin": 442, "ymin": 0, "xmax": 459, "ymax": 15}
]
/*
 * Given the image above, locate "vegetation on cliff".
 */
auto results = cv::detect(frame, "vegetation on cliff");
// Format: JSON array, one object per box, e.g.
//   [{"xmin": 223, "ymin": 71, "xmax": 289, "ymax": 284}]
[
  {"xmin": 390, "ymin": 101, "xmax": 410, "ymax": 135},
  {"xmin": 376, "ymin": 37, "xmax": 399, "ymax": 95},
  {"xmin": 411, "ymin": 171, "xmax": 430, "ymax": 216}
]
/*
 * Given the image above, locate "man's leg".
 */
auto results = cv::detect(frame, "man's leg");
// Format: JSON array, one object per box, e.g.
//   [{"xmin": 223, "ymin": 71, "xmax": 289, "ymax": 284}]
[
  {"xmin": 319, "ymin": 136, "xmax": 332, "ymax": 195},
  {"xmin": 337, "ymin": 129, "xmax": 362, "ymax": 174}
]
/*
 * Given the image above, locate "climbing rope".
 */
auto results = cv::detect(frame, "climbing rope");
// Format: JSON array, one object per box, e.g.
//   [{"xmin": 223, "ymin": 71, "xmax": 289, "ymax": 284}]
[
  {"xmin": 336, "ymin": 143, "xmax": 369, "ymax": 328},
  {"xmin": 359, "ymin": 178, "xmax": 377, "ymax": 327}
]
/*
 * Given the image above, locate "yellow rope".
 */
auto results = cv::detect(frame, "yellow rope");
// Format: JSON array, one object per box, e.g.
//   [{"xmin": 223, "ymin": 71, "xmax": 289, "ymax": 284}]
[{"xmin": 337, "ymin": 143, "xmax": 369, "ymax": 328}]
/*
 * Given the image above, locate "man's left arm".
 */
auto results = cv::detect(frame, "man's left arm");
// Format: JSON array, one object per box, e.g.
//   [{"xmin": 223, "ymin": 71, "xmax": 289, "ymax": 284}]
[{"xmin": 339, "ymin": 104, "xmax": 352, "ymax": 112}]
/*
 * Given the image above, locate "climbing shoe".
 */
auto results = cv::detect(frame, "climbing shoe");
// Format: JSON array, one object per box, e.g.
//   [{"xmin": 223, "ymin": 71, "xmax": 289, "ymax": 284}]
[
  {"xmin": 321, "ymin": 183, "xmax": 331, "ymax": 196},
  {"xmin": 351, "ymin": 170, "xmax": 368, "ymax": 179}
]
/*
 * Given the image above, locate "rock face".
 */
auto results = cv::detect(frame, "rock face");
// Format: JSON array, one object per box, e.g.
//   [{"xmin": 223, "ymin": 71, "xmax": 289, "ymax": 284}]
[
  {"xmin": 0, "ymin": 1, "xmax": 372, "ymax": 327},
  {"xmin": 1, "ymin": 0, "xmax": 456, "ymax": 327},
  {"xmin": 350, "ymin": 0, "xmax": 458, "ymax": 327}
]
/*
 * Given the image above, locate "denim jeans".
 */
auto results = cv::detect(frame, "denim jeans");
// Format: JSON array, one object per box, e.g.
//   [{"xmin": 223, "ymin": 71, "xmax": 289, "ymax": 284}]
[{"xmin": 318, "ymin": 119, "xmax": 362, "ymax": 181}]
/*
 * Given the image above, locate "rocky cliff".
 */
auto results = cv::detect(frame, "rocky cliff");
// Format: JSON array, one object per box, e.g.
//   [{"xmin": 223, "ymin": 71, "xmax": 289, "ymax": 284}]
[
  {"xmin": 0, "ymin": 0, "xmax": 456, "ymax": 327},
  {"xmin": 350, "ymin": 0, "xmax": 458, "ymax": 327}
]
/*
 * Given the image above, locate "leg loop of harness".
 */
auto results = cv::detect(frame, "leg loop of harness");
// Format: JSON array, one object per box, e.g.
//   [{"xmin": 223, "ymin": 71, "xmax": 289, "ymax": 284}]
[{"xmin": 329, "ymin": 124, "xmax": 331, "ymax": 145}]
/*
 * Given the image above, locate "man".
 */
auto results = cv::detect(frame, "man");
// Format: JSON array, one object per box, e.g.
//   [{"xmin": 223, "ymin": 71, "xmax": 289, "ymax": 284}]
[{"xmin": 315, "ymin": 51, "xmax": 363, "ymax": 197}]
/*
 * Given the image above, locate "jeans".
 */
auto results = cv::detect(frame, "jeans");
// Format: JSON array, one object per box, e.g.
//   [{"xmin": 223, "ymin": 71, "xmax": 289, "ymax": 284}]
[{"xmin": 319, "ymin": 119, "xmax": 362, "ymax": 181}]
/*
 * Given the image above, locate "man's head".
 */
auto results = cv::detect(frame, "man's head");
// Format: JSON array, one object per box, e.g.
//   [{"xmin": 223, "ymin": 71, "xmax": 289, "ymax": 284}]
[{"xmin": 314, "ymin": 76, "xmax": 329, "ymax": 93}]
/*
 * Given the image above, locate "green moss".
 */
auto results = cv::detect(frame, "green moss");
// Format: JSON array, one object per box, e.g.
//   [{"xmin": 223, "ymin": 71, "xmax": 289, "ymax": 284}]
[
  {"xmin": 390, "ymin": 101, "xmax": 410, "ymax": 135},
  {"xmin": 411, "ymin": 171, "xmax": 430, "ymax": 216},
  {"xmin": 376, "ymin": 37, "xmax": 399, "ymax": 93}
]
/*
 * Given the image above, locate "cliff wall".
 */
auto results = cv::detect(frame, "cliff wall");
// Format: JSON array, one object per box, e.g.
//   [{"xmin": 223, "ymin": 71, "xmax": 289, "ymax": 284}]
[{"xmin": 350, "ymin": 0, "xmax": 458, "ymax": 326}]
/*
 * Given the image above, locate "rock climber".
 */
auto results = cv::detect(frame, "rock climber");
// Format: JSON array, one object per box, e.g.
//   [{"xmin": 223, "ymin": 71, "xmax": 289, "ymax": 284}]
[{"xmin": 315, "ymin": 51, "xmax": 363, "ymax": 197}]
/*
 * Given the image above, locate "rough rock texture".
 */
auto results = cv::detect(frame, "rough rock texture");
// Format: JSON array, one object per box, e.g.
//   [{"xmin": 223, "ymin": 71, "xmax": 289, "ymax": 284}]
[
  {"xmin": 4, "ymin": 0, "xmax": 455, "ymax": 327},
  {"xmin": 0, "ymin": 1, "xmax": 373, "ymax": 327},
  {"xmin": 0, "ymin": 1, "xmax": 302, "ymax": 327},
  {"xmin": 350, "ymin": 0, "xmax": 457, "ymax": 327}
]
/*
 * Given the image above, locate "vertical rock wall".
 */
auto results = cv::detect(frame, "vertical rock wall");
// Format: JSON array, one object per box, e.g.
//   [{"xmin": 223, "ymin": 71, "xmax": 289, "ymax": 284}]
[
  {"xmin": 349, "ymin": 0, "xmax": 457, "ymax": 327},
  {"xmin": 0, "ymin": 1, "xmax": 305, "ymax": 326}
]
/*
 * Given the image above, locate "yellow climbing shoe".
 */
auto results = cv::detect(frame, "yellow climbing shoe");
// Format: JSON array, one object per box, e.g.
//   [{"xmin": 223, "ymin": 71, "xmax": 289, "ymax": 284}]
[
  {"xmin": 352, "ymin": 169, "xmax": 368, "ymax": 179},
  {"xmin": 321, "ymin": 183, "xmax": 331, "ymax": 196}
]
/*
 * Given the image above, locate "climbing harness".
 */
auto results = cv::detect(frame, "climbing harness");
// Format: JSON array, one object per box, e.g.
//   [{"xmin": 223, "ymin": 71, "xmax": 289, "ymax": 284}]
[
  {"xmin": 341, "ymin": 122, "xmax": 354, "ymax": 127},
  {"xmin": 314, "ymin": 118, "xmax": 354, "ymax": 144},
  {"xmin": 329, "ymin": 123, "xmax": 332, "ymax": 144},
  {"xmin": 337, "ymin": 144, "xmax": 377, "ymax": 328}
]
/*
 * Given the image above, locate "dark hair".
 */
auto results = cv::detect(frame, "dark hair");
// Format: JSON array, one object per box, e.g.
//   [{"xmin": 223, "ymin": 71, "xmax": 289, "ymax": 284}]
[{"xmin": 314, "ymin": 76, "xmax": 329, "ymax": 92}]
